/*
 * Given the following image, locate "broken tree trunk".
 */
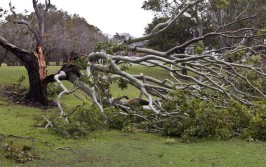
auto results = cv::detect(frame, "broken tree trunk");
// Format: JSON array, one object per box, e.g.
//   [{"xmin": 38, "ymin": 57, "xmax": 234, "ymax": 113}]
[
  {"xmin": 0, "ymin": 36, "xmax": 50, "ymax": 105},
  {"xmin": 26, "ymin": 46, "xmax": 49, "ymax": 105}
]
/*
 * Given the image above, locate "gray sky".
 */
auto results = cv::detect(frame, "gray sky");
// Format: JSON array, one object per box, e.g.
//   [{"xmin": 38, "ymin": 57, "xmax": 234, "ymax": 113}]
[{"xmin": 0, "ymin": 0, "xmax": 154, "ymax": 37}]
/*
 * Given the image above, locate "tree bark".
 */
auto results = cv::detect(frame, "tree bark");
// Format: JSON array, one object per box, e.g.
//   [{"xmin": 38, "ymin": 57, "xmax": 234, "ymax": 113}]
[
  {"xmin": 26, "ymin": 48, "xmax": 49, "ymax": 105},
  {"xmin": 25, "ymin": 57, "xmax": 48, "ymax": 105},
  {"xmin": 0, "ymin": 36, "xmax": 50, "ymax": 105},
  {"xmin": 2, "ymin": 0, "xmax": 52, "ymax": 105}
]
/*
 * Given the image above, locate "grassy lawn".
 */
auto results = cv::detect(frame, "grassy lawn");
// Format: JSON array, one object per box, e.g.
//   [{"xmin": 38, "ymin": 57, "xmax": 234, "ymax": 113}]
[{"xmin": 0, "ymin": 65, "xmax": 265, "ymax": 166}]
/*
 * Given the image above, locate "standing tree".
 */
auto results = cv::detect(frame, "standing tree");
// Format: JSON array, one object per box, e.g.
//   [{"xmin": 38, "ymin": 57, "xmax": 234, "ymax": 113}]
[
  {"xmin": 0, "ymin": 0, "xmax": 106, "ymax": 105},
  {"xmin": 0, "ymin": 0, "xmax": 51, "ymax": 105}
]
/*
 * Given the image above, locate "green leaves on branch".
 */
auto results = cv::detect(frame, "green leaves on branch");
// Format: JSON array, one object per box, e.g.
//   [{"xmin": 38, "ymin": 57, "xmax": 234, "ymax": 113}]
[
  {"xmin": 230, "ymin": 54, "xmax": 266, "ymax": 99},
  {"xmin": 257, "ymin": 29, "xmax": 266, "ymax": 36},
  {"xmin": 46, "ymin": 88, "xmax": 266, "ymax": 142},
  {"xmin": 225, "ymin": 46, "xmax": 245, "ymax": 62},
  {"xmin": 246, "ymin": 102, "xmax": 266, "ymax": 141},
  {"xmin": 243, "ymin": 54, "xmax": 262, "ymax": 66},
  {"xmin": 142, "ymin": 0, "xmax": 164, "ymax": 12},
  {"xmin": 73, "ymin": 56, "xmax": 88, "ymax": 70},
  {"xmin": 194, "ymin": 40, "xmax": 204, "ymax": 54},
  {"xmin": 94, "ymin": 42, "xmax": 114, "ymax": 54},
  {"xmin": 50, "ymin": 105, "xmax": 105, "ymax": 138},
  {"xmin": 210, "ymin": 0, "xmax": 230, "ymax": 9},
  {"xmin": 94, "ymin": 41, "xmax": 127, "ymax": 54},
  {"xmin": 118, "ymin": 78, "xmax": 128, "ymax": 90},
  {"xmin": 160, "ymin": 89, "xmax": 266, "ymax": 142}
]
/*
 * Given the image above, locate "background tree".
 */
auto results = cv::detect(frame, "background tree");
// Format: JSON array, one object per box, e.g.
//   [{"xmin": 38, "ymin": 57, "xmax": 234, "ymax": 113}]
[
  {"xmin": 43, "ymin": 10, "xmax": 106, "ymax": 65},
  {"xmin": 0, "ymin": 0, "xmax": 106, "ymax": 105},
  {"xmin": 145, "ymin": 16, "xmax": 198, "ymax": 52},
  {"xmin": 0, "ymin": 4, "xmax": 106, "ymax": 66}
]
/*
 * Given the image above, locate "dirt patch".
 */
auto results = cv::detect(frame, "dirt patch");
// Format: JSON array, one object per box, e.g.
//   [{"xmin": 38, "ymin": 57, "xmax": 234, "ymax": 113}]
[{"xmin": 3, "ymin": 91, "xmax": 56, "ymax": 109}]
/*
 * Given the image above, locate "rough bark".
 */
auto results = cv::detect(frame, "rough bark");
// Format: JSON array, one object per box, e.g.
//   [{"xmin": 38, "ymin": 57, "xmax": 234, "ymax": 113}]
[
  {"xmin": 0, "ymin": 36, "xmax": 49, "ymax": 105},
  {"xmin": 0, "ymin": 0, "xmax": 52, "ymax": 105}
]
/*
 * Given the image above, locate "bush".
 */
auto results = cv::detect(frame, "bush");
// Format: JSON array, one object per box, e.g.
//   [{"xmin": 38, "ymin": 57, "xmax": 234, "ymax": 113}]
[
  {"xmin": 181, "ymin": 106, "xmax": 232, "ymax": 142},
  {"xmin": 226, "ymin": 101, "xmax": 253, "ymax": 136}
]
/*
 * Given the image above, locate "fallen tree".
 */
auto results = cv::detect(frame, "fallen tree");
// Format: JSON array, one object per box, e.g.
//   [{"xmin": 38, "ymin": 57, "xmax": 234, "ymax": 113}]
[
  {"xmin": 47, "ymin": 1, "xmax": 265, "ymax": 142},
  {"xmin": 53, "ymin": 0, "xmax": 265, "ymax": 119},
  {"xmin": 0, "ymin": 0, "xmax": 265, "ymax": 140}
]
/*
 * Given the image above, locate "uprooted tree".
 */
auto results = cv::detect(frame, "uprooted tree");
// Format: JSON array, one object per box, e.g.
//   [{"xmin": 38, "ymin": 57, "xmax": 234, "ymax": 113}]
[{"xmin": 0, "ymin": 0, "xmax": 266, "ymax": 138}]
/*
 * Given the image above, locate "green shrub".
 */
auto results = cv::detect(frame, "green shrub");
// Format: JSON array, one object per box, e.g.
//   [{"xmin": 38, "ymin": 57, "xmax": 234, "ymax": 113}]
[
  {"xmin": 161, "ymin": 99, "xmax": 232, "ymax": 142},
  {"xmin": 249, "ymin": 113, "xmax": 266, "ymax": 141}
]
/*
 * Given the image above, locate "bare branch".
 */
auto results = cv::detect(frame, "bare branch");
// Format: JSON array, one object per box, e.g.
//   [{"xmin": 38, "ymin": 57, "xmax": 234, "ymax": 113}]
[{"xmin": 127, "ymin": 0, "xmax": 203, "ymax": 44}]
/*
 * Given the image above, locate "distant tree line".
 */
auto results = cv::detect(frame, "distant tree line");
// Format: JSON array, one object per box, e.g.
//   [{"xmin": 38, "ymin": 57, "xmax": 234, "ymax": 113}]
[{"xmin": 0, "ymin": 4, "xmax": 107, "ymax": 66}]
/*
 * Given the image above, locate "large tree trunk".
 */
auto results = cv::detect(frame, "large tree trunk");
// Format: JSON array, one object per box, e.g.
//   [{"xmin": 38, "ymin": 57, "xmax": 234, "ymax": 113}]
[
  {"xmin": 0, "ymin": 37, "xmax": 50, "ymax": 105},
  {"xmin": 1, "ymin": 0, "xmax": 54, "ymax": 105},
  {"xmin": 25, "ymin": 46, "xmax": 48, "ymax": 105},
  {"xmin": 25, "ymin": 61, "xmax": 48, "ymax": 105}
]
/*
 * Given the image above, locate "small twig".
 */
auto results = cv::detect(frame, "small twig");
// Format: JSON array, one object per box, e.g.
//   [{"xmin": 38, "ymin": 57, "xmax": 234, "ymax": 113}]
[
  {"xmin": 55, "ymin": 147, "xmax": 76, "ymax": 153},
  {"xmin": 43, "ymin": 116, "xmax": 53, "ymax": 128}
]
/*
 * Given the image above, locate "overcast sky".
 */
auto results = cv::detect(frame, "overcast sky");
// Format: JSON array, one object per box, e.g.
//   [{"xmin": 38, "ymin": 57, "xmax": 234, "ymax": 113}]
[{"xmin": 0, "ymin": 0, "xmax": 154, "ymax": 37}]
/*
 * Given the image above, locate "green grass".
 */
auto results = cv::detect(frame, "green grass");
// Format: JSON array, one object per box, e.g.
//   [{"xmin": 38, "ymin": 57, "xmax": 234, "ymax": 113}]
[{"xmin": 0, "ymin": 65, "xmax": 266, "ymax": 166}]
